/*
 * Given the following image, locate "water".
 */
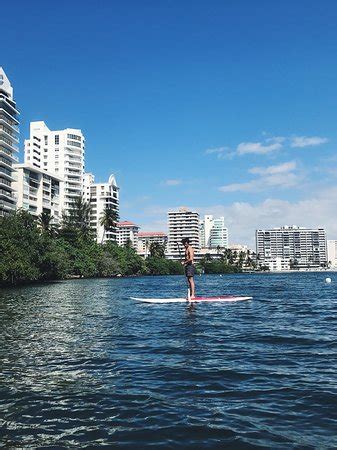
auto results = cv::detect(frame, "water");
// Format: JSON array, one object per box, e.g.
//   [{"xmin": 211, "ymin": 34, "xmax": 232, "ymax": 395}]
[{"xmin": 1, "ymin": 273, "xmax": 337, "ymax": 449}]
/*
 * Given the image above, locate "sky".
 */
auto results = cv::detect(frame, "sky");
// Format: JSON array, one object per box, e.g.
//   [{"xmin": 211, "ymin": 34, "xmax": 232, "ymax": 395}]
[{"xmin": 2, "ymin": 0, "xmax": 337, "ymax": 247}]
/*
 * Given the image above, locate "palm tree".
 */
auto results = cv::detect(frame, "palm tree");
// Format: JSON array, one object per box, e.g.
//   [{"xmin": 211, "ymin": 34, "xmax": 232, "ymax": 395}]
[
  {"xmin": 38, "ymin": 211, "xmax": 53, "ymax": 233},
  {"xmin": 61, "ymin": 196, "xmax": 92, "ymax": 240},
  {"xmin": 100, "ymin": 206, "xmax": 119, "ymax": 244}
]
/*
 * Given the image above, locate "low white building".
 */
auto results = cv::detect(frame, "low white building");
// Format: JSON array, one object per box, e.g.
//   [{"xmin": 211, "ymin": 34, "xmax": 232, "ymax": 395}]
[
  {"xmin": 117, "ymin": 221, "xmax": 140, "ymax": 249},
  {"xmin": 327, "ymin": 240, "xmax": 337, "ymax": 268},
  {"xmin": 13, "ymin": 163, "xmax": 62, "ymax": 223},
  {"xmin": 137, "ymin": 231, "xmax": 168, "ymax": 256},
  {"xmin": 83, "ymin": 173, "xmax": 119, "ymax": 243}
]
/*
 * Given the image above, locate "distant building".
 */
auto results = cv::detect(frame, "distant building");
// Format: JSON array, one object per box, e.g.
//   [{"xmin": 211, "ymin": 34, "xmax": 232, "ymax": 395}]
[
  {"xmin": 200, "ymin": 215, "xmax": 228, "ymax": 249},
  {"xmin": 167, "ymin": 207, "xmax": 200, "ymax": 259},
  {"xmin": 13, "ymin": 163, "xmax": 62, "ymax": 223},
  {"xmin": 83, "ymin": 173, "xmax": 119, "ymax": 243},
  {"xmin": 117, "ymin": 221, "xmax": 140, "ymax": 248},
  {"xmin": 24, "ymin": 121, "xmax": 85, "ymax": 216},
  {"xmin": 256, "ymin": 225, "xmax": 327, "ymax": 270},
  {"xmin": 0, "ymin": 67, "xmax": 19, "ymax": 217},
  {"xmin": 137, "ymin": 231, "xmax": 168, "ymax": 256},
  {"xmin": 327, "ymin": 240, "xmax": 337, "ymax": 268}
]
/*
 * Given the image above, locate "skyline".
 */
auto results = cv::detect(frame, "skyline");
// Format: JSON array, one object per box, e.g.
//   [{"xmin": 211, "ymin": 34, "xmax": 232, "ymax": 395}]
[{"xmin": 2, "ymin": 1, "xmax": 337, "ymax": 246}]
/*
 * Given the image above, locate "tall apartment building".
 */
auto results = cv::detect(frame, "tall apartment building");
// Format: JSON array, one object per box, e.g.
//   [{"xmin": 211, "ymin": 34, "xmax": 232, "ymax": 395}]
[
  {"xmin": 117, "ymin": 221, "xmax": 140, "ymax": 248},
  {"xmin": 13, "ymin": 163, "xmax": 62, "ymax": 223},
  {"xmin": 0, "ymin": 68, "xmax": 19, "ymax": 217},
  {"xmin": 83, "ymin": 173, "xmax": 120, "ymax": 243},
  {"xmin": 256, "ymin": 225, "xmax": 327, "ymax": 270},
  {"xmin": 199, "ymin": 215, "xmax": 213, "ymax": 248},
  {"xmin": 327, "ymin": 240, "xmax": 337, "ymax": 268},
  {"xmin": 167, "ymin": 207, "xmax": 200, "ymax": 259},
  {"xmin": 24, "ymin": 121, "xmax": 85, "ymax": 215},
  {"xmin": 137, "ymin": 231, "xmax": 168, "ymax": 256},
  {"xmin": 200, "ymin": 215, "xmax": 228, "ymax": 248}
]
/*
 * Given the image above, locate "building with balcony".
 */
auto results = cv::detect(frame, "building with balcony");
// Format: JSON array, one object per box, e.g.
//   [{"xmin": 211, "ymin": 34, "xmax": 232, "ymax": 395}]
[
  {"xmin": 0, "ymin": 68, "xmax": 19, "ymax": 217},
  {"xmin": 13, "ymin": 163, "xmax": 62, "ymax": 223},
  {"xmin": 256, "ymin": 225, "xmax": 327, "ymax": 270},
  {"xmin": 117, "ymin": 221, "xmax": 140, "ymax": 248},
  {"xmin": 137, "ymin": 231, "xmax": 168, "ymax": 257},
  {"xmin": 167, "ymin": 207, "xmax": 200, "ymax": 259},
  {"xmin": 83, "ymin": 173, "xmax": 120, "ymax": 243},
  {"xmin": 24, "ymin": 121, "xmax": 85, "ymax": 216}
]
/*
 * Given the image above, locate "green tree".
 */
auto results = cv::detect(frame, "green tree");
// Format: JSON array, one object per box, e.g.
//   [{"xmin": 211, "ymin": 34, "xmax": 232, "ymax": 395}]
[
  {"xmin": 99, "ymin": 206, "xmax": 119, "ymax": 243},
  {"xmin": 61, "ymin": 196, "xmax": 92, "ymax": 241},
  {"xmin": 149, "ymin": 242, "xmax": 166, "ymax": 258}
]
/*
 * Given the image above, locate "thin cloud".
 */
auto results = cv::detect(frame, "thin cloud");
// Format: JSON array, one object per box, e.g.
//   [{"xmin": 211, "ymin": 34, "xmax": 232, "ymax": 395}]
[
  {"xmin": 237, "ymin": 141, "xmax": 283, "ymax": 155},
  {"xmin": 204, "ymin": 146, "xmax": 231, "ymax": 159},
  {"xmin": 161, "ymin": 179, "xmax": 182, "ymax": 186},
  {"xmin": 219, "ymin": 161, "xmax": 300, "ymax": 193},
  {"xmin": 205, "ymin": 134, "xmax": 329, "ymax": 158},
  {"xmin": 249, "ymin": 161, "xmax": 296, "ymax": 176},
  {"xmin": 290, "ymin": 136, "xmax": 329, "ymax": 148}
]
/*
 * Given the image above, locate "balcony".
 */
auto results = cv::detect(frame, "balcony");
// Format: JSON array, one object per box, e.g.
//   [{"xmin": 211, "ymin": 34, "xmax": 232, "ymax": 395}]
[
  {"xmin": 0, "ymin": 189, "xmax": 15, "ymax": 201},
  {"xmin": 0, "ymin": 146, "xmax": 19, "ymax": 161},
  {"xmin": 0, "ymin": 136, "xmax": 19, "ymax": 152},
  {"xmin": 0, "ymin": 115, "xmax": 19, "ymax": 133},
  {"xmin": 0, "ymin": 125, "xmax": 19, "ymax": 142},
  {"xmin": 0, "ymin": 156, "xmax": 13, "ymax": 169},
  {"xmin": 0, "ymin": 199, "xmax": 15, "ymax": 211}
]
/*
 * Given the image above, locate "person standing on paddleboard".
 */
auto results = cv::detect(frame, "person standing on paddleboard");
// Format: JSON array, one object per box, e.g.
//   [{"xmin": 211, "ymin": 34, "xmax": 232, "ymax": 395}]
[{"xmin": 181, "ymin": 238, "xmax": 196, "ymax": 299}]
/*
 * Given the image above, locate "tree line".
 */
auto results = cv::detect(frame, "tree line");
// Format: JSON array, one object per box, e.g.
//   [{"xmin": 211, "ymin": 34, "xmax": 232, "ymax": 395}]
[{"xmin": 0, "ymin": 197, "xmax": 255, "ymax": 287}]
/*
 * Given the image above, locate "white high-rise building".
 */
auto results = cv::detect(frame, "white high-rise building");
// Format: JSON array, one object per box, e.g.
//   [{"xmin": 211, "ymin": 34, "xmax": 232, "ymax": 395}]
[
  {"xmin": 327, "ymin": 240, "xmax": 337, "ymax": 268},
  {"xmin": 200, "ymin": 215, "xmax": 228, "ymax": 248},
  {"xmin": 83, "ymin": 173, "xmax": 120, "ymax": 243},
  {"xmin": 117, "ymin": 221, "xmax": 140, "ymax": 248},
  {"xmin": 13, "ymin": 163, "xmax": 62, "ymax": 223},
  {"xmin": 199, "ymin": 215, "xmax": 213, "ymax": 247},
  {"xmin": 167, "ymin": 207, "xmax": 200, "ymax": 259},
  {"xmin": 256, "ymin": 225, "xmax": 327, "ymax": 270},
  {"xmin": 0, "ymin": 68, "xmax": 19, "ymax": 217},
  {"xmin": 24, "ymin": 121, "xmax": 85, "ymax": 216}
]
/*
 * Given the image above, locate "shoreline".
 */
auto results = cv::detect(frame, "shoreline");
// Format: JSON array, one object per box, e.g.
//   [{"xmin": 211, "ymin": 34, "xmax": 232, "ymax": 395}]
[{"xmin": 1, "ymin": 269, "xmax": 336, "ymax": 289}]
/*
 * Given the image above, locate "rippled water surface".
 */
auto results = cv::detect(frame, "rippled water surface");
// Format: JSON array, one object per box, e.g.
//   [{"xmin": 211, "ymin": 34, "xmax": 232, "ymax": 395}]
[{"xmin": 1, "ymin": 273, "xmax": 337, "ymax": 448}]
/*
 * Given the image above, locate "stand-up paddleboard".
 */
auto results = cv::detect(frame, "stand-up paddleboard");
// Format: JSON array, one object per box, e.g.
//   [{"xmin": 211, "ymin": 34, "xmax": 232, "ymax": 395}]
[{"xmin": 130, "ymin": 295, "xmax": 252, "ymax": 304}]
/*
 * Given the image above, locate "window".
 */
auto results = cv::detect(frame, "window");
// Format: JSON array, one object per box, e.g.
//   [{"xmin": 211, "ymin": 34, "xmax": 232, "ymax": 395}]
[
  {"xmin": 44, "ymin": 136, "xmax": 48, "ymax": 145},
  {"xmin": 55, "ymin": 135, "xmax": 59, "ymax": 145},
  {"xmin": 67, "ymin": 134, "xmax": 81, "ymax": 141}
]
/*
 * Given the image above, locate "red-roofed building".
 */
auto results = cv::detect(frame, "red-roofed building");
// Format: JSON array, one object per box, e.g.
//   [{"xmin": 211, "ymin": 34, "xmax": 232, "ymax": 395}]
[
  {"xmin": 137, "ymin": 231, "xmax": 168, "ymax": 256},
  {"xmin": 117, "ymin": 221, "xmax": 140, "ymax": 248}
]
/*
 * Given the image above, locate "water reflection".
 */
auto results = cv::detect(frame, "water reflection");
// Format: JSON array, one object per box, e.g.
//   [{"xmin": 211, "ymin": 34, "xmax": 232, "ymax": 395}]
[{"xmin": 1, "ymin": 273, "xmax": 337, "ymax": 448}]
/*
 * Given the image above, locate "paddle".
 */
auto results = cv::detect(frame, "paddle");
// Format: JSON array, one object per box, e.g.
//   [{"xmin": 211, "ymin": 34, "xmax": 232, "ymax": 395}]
[{"xmin": 177, "ymin": 241, "xmax": 190, "ymax": 300}]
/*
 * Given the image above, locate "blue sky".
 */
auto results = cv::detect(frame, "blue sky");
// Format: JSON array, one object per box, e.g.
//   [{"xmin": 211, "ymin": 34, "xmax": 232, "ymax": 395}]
[{"xmin": 2, "ymin": 0, "xmax": 337, "ymax": 245}]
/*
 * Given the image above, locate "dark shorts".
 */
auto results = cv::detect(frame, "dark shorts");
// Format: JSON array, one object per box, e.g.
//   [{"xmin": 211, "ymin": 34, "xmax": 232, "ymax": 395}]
[{"xmin": 185, "ymin": 264, "xmax": 195, "ymax": 278}]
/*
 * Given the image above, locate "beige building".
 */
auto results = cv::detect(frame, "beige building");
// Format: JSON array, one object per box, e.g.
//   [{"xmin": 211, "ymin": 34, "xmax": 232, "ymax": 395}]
[
  {"xmin": 13, "ymin": 163, "xmax": 62, "ymax": 223},
  {"xmin": 327, "ymin": 240, "xmax": 337, "ymax": 268},
  {"xmin": 137, "ymin": 231, "xmax": 168, "ymax": 256},
  {"xmin": 117, "ymin": 221, "xmax": 140, "ymax": 249}
]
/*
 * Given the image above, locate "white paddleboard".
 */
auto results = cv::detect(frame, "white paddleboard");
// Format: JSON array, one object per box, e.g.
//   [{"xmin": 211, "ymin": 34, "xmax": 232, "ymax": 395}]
[{"xmin": 130, "ymin": 295, "xmax": 252, "ymax": 304}]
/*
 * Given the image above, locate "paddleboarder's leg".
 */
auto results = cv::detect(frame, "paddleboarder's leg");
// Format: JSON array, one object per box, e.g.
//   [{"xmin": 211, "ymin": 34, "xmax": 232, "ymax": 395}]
[{"xmin": 188, "ymin": 276, "xmax": 195, "ymax": 299}]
